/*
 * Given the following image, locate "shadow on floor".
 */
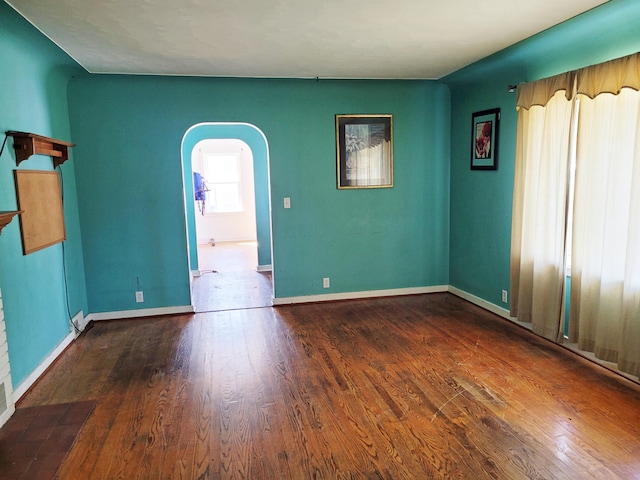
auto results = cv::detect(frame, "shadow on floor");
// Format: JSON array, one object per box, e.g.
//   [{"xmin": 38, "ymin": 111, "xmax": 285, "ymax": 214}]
[{"xmin": 0, "ymin": 401, "xmax": 96, "ymax": 480}]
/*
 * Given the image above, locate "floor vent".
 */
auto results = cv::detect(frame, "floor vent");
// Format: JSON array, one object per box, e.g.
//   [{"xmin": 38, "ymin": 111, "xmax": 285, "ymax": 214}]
[{"xmin": 0, "ymin": 382, "xmax": 6, "ymax": 416}]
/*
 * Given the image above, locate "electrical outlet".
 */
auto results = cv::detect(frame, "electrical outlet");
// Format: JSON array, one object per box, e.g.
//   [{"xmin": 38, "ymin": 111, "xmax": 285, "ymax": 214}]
[
  {"xmin": 284, "ymin": 197, "xmax": 291, "ymax": 209},
  {"xmin": 501, "ymin": 290, "xmax": 508, "ymax": 303},
  {"xmin": 135, "ymin": 291, "xmax": 144, "ymax": 303},
  {"xmin": 323, "ymin": 277, "xmax": 330, "ymax": 288}
]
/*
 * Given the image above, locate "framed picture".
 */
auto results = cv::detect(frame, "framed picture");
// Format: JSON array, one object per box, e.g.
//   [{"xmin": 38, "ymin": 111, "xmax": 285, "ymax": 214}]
[
  {"xmin": 336, "ymin": 114, "xmax": 393, "ymax": 189},
  {"xmin": 471, "ymin": 108, "xmax": 500, "ymax": 170}
]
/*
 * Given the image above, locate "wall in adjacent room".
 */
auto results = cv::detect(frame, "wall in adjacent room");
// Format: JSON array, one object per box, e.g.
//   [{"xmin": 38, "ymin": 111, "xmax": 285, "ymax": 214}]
[
  {"xmin": 0, "ymin": 3, "xmax": 87, "ymax": 388},
  {"xmin": 68, "ymin": 75, "xmax": 451, "ymax": 306},
  {"xmin": 444, "ymin": 0, "xmax": 640, "ymax": 309},
  {"xmin": 192, "ymin": 139, "xmax": 257, "ymax": 245}
]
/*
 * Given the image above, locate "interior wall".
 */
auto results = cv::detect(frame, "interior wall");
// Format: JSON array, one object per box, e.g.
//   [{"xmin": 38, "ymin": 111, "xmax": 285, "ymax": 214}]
[
  {"xmin": 444, "ymin": 0, "xmax": 640, "ymax": 308},
  {"xmin": 0, "ymin": 2, "xmax": 87, "ymax": 388},
  {"xmin": 192, "ymin": 139, "xmax": 257, "ymax": 244},
  {"xmin": 68, "ymin": 76, "xmax": 451, "ymax": 304}
]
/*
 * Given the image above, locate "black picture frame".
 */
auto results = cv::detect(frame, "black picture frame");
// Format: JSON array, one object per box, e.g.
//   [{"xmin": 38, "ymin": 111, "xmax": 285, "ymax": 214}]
[
  {"xmin": 336, "ymin": 114, "xmax": 393, "ymax": 189},
  {"xmin": 471, "ymin": 108, "xmax": 500, "ymax": 170}
]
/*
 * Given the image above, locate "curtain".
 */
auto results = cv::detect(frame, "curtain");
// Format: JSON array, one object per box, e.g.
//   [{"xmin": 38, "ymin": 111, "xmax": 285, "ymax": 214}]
[
  {"xmin": 512, "ymin": 51, "xmax": 640, "ymax": 377},
  {"xmin": 569, "ymin": 87, "xmax": 640, "ymax": 376},
  {"xmin": 510, "ymin": 81, "xmax": 574, "ymax": 342}
]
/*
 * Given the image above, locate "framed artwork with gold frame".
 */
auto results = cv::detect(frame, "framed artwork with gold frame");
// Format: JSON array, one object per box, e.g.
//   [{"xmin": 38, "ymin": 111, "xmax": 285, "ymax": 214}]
[{"xmin": 336, "ymin": 114, "xmax": 393, "ymax": 189}]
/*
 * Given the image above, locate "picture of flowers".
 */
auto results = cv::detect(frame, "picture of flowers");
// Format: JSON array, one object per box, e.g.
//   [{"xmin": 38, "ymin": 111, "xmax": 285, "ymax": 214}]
[
  {"xmin": 336, "ymin": 114, "xmax": 393, "ymax": 189},
  {"xmin": 471, "ymin": 108, "xmax": 500, "ymax": 170},
  {"xmin": 475, "ymin": 121, "xmax": 492, "ymax": 159}
]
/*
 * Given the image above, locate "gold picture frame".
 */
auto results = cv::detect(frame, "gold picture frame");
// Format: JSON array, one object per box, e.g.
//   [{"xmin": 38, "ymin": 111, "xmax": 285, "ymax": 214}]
[{"xmin": 336, "ymin": 114, "xmax": 393, "ymax": 189}]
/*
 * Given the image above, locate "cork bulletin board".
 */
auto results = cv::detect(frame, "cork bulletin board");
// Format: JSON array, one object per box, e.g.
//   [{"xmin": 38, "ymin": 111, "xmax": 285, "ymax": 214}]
[{"xmin": 14, "ymin": 170, "xmax": 66, "ymax": 255}]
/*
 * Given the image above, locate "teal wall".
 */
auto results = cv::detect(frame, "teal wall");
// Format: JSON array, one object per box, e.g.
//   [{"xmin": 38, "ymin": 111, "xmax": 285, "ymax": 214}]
[
  {"xmin": 444, "ymin": 0, "xmax": 640, "ymax": 308},
  {"xmin": 68, "ymin": 76, "xmax": 451, "ymax": 303},
  {"xmin": 0, "ymin": 3, "xmax": 87, "ymax": 387},
  {"xmin": 182, "ymin": 123, "xmax": 271, "ymax": 272}
]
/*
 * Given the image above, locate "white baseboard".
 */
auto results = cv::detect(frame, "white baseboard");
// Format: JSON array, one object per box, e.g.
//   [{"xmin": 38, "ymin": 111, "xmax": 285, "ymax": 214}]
[
  {"xmin": 13, "ymin": 330, "xmax": 75, "ymax": 402},
  {"xmin": 448, "ymin": 286, "xmax": 511, "ymax": 319},
  {"xmin": 71, "ymin": 310, "xmax": 92, "ymax": 335},
  {"xmin": 273, "ymin": 285, "xmax": 448, "ymax": 306},
  {"xmin": 447, "ymin": 286, "xmax": 532, "ymax": 329},
  {"xmin": 87, "ymin": 305, "xmax": 195, "ymax": 322},
  {"xmin": 257, "ymin": 264, "xmax": 272, "ymax": 273}
]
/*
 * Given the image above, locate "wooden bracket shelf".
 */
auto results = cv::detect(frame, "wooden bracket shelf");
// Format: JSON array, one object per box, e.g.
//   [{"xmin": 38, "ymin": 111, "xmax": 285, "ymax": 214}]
[
  {"xmin": 0, "ymin": 211, "xmax": 22, "ymax": 235},
  {"xmin": 6, "ymin": 131, "xmax": 74, "ymax": 168}
]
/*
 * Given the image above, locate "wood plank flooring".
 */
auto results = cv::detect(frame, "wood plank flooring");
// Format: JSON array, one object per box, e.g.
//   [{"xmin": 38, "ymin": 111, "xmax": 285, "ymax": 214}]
[
  {"xmin": 17, "ymin": 293, "xmax": 640, "ymax": 479},
  {"xmin": 192, "ymin": 242, "xmax": 272, "ymax": 313}
]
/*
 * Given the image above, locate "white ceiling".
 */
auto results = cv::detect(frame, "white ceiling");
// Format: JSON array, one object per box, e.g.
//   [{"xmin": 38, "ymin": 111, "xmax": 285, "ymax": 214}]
[{"xmin": 6, "ymin": 0, "xmax": 607, "ymax": 79}]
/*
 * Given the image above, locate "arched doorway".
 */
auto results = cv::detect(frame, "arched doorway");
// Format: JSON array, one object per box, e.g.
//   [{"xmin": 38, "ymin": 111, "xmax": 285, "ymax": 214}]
[{"xmin": 181, "ymin": 123, "xmax": 273, "ymax": 311}]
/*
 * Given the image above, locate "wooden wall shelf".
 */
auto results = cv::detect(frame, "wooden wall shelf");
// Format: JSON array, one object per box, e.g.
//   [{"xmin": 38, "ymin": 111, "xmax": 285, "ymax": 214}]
[
  {"xmin": 0, "ymin": 211, "xmax": 22, "ymax": 235},
  {"xmin": 6, "ymin": 131, "xmax": 74, "ymax": 168}
]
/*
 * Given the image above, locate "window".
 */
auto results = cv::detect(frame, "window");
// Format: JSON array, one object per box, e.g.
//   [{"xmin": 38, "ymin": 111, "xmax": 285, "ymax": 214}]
[{"xmin": 203, "ymin": 154, "xmax": 243, "ymax": 213}]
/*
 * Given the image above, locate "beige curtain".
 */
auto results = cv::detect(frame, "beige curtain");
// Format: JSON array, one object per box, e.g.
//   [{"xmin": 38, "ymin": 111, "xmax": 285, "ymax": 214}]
[
  {"xmin": 574, "ymin": 53, "xmax": 640, "ymax": 98},
  {"xmin": 569, "ymin": 87, "xmax": 640, "ymax": 376},
  {"xmin": 510, "ymin": 76, "xmax": 575, "ymax": 342},
  {"xmin": 512, "ymin": 51, "xmax": 640, "ymax": 376}
]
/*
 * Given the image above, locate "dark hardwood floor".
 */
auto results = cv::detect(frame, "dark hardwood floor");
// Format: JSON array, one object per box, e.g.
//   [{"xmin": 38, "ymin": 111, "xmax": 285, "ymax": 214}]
[{"xmin": 15, "ymin": 293, "xmax": 640, "ymax": 479}]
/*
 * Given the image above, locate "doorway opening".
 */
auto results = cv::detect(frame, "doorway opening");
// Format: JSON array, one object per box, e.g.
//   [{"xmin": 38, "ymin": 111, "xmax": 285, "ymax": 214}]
[{"xmin": 181, "ymin": 123, "xmax": 274, "ymax": 313}]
